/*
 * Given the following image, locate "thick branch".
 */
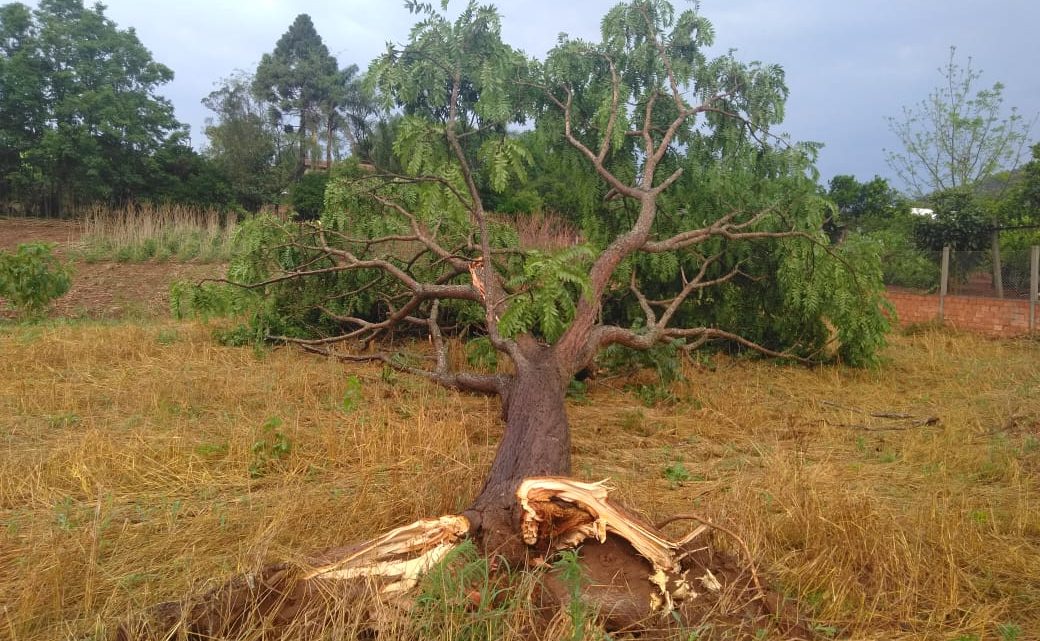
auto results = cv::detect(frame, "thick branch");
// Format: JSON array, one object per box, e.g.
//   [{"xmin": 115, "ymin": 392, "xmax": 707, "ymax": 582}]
[
  {"xmin": 583, "ymin": 325, "xmax": 813, "ymax": 370},
  {"xmin": 299, "ymin": 344, "xmax": 507, "ymax": 395}
]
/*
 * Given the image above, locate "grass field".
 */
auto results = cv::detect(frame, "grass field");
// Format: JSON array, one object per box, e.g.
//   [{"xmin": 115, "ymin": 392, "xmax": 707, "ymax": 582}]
[{"xmin": 1, "ymin": 319, "xmax": 1038, "ymax": 640}]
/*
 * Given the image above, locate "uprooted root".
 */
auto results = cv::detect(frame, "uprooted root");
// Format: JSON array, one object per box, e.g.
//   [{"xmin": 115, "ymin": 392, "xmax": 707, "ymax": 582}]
[{"xmin": 115, "ymin": 478, "xmax": 811, "ymax": 640}]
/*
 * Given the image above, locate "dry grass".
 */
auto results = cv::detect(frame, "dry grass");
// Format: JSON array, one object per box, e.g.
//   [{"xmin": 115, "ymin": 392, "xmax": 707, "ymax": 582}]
[
  {"xmin": 80, "ymin": 203, "xmax": 236, "ymax": 263},
  {"xmin": 1, "ymin": 321, "xmax": 1038, "ymax": 640}
]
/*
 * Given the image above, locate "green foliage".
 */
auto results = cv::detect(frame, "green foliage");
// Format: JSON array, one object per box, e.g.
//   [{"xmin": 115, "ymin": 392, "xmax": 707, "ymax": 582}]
[
  {"xmin": 465, "ymin": 337, "xmax": 499, "ymax": 371},
  {"xmin": 290, "ymin": 172, "xmax": 330, "ymax": 220},
  {"xmin": 0, "ymin": 243, "xmax": 71, "ymax": 318},
  {"xmin": 997, "ymin": 622, "xmax": 1022, "ymax": 641},
  {"xmin": 551, "ymin": 550, "xmax": 593, "ymax": 641},
  {"xmin": 202, "ymin": 72, "xmax": 295, "ymax": 211},
  {"xmin": 662, "ymin": 460, "xmax": 691, "ymax": 487},
  {"xmin": 499, "ymin": 246, "xmax": 594, "ymax": 341},
  {"xmin": 867, "ymin": 229, "xmax": 938, "ymax": 290},
  {"xmin": 826, "ymin": 174, "xmax": 910, "ymax": 235},
  {"xmin": 341, "ymin": 375, "xmax": 363, "ymax": 413},
  {"xmin": 774, "ymin": 234, "xmax": 891, "ymax": 366},
  {"xmin": 0, "ymin": 0, "xmax": 190, "ymax": 214},
  {"xmin": 913, "ymin": 189, "xmax": 991, "ymax": 251},
  {"xmin": 886, "ymin": 47, "xmax": 1031, "ymax": 197},
  {"xmin": 249, "ymin": 416, "xmax": 292, "ymax": 478},
  {"xmin": 600, "ymin": 339, "xmax": 683, "ymax": 383},
  {"xmin": 412, "ymin": 540, "xmax": 526, "ymax": 641},
  {"xmin": 190, "ymin": 0, "xmax": 891, "ymax": 372}
]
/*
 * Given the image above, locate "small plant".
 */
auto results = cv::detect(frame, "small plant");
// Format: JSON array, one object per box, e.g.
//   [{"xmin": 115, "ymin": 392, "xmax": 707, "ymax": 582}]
[
  {"xmin": 47, "ymin": 412, "xmax": 80, "ymax": 428},
  {"xmin": 0, "ymin": 242, "xmax": 72, "ymax": 318},
  {"xmin": 566, "ymin": 378, "xmax": 588, "ymax": 403},
  {"xmin": 341, "ymin": 375, "xmax": 363, "ymax": 413},
  {"xmin": 997, "ymin": 622, "xmax": 1022, "ymax": 641},
  {"xmin": 465, "ymin": 337, "xmax": 499, "ymax": 372},
  {"xmin": 412, "ymin": 539, "xmax": 522, "ymax": 641},
  {"xmin": 249, "ymin": 416, "xmax": 292, "ymax": 478},
  {"xmin": 811, "ymin": 623, "xmax": 839, "ymax": 638},
  {"xmin": 290, "ymin": 171, "xmax": 330, "ymax": 220},
  {"xmin": 155, "ymin": 328, "xmax": 180, "ymax": 345},
  {"xmin": 552, "ymin": 549, "xmax": 592, "ymax": 641},
  {"xmin": 633, "ymin": 382, "xmax": 678, "ymax": 407},
  {"xmin": 53, "ymin": 496, "xmax": 77, "ymax": 531},
  {"xmin": 663, "ymin": 460, "xmax": 691, "ymax": 487}
]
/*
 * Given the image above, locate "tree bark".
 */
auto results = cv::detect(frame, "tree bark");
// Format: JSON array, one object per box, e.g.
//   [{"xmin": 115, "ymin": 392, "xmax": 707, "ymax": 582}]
[{"xmin": 466, "ymin": 340, "xmax": 571, "ymax": 559}]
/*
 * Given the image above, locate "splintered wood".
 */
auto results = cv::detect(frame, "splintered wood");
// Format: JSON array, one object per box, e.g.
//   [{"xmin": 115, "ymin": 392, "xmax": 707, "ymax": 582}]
[
  {"xmin": 117, "ymin": 478, "xmax": 715, "ymax": 639},
  {"xmin": 305, "ymin": 515, "xmax": 470, "ymax": 594},
  {"xmin": 516, "ymin": 477, "xmax": 703, "ymax": 616}
]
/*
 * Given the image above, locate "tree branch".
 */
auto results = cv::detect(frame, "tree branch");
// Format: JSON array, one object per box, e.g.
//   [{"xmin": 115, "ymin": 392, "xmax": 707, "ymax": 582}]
[{"xmin": 298, "ymin": 344, "xmax": 507, "ymax": 395}]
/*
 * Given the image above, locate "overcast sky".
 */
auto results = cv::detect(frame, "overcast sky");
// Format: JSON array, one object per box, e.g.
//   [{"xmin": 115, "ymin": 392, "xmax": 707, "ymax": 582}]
[{"xmin": 29, "ymin": 0, "xmax": 1040, "ymax": 190}]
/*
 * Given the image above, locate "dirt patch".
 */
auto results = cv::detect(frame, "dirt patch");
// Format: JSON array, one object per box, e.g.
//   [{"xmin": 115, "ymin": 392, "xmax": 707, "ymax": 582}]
[
  {"xmin": 0, "ymin": 216, "xmax": 223, "ymax": 319},
  {"xmin": 0, "ymin": 216, "xmax": 84, "ymax": 250}
]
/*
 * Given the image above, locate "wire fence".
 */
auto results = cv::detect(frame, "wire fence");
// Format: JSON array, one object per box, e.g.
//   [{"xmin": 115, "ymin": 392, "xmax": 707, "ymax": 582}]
[
  {"xmin": 883, "ymin": 244, "xmax": 1039, "ymax": 334},
  {"xmin": 944, "ymin": 248, "xmax": 1036, "ymax": 300}
]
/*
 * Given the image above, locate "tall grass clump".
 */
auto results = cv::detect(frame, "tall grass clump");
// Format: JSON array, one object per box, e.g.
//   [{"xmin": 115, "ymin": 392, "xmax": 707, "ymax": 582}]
[{"xmin": 81, "ymin": 203, "xmax": 238, "ymax": 263}]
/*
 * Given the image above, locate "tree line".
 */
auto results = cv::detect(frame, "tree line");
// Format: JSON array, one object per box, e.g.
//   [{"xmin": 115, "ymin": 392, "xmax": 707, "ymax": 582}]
[{"xmin": 0, "ymin": 1, "xmax": 375, "ymax": 216}]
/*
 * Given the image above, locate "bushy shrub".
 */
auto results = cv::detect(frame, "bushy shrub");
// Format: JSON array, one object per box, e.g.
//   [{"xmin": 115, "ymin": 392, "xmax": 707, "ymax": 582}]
[
  {"xmin": 290, "ymin": 172, "xmax": 330, "ymax": 220},
  {"xmin": 0, "ymin": 243, "xmax": 72, "ymax": 318}
]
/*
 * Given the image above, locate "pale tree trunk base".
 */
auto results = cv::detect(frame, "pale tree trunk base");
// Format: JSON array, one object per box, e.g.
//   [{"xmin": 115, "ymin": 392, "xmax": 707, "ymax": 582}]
[{"xmin": 115, "ymin": 478, "xmax": 812, "ymax": 640}]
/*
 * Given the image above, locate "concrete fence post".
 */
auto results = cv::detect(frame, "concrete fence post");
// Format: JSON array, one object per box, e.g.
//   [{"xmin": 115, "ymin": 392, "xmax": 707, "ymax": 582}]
[
  {"xmin": 939, "ymin": 245, "xmax": 950, "ymax": 322},
  {"xmin": 1030, "ymin": 245, "xmax": 1038, "ymax": 332}
]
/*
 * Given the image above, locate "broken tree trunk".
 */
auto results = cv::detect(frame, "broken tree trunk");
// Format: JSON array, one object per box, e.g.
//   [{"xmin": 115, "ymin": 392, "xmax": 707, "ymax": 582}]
[
  {"xmin": 116, "ymin": 478, "xmax": 807, "ymax": 640},
  {"xmin": 465, "ymin": 342, "xmax": 572, "ymax": 561}
]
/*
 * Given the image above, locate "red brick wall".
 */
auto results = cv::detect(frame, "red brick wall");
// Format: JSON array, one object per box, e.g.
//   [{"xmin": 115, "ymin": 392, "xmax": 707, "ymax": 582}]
[{"xmin": 885, "ymin": 289, "xmax": 1035, "ymax": 337}]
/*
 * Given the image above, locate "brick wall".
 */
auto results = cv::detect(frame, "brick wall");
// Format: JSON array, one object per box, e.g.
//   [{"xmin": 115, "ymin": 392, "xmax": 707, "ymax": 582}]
[{"xmin": 885, "ymin": 289, "xmax": 1036, "ymax": 337}]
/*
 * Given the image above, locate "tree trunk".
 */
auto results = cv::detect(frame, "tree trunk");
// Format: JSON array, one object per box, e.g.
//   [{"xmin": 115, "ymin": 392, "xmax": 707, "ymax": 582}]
[
  {"xmin": 326, "ymin": 116, "xmax": 334, "ymax": 168},
  {"xmin": 295, "ymin": 117, "xmax": 307, "ymax": 179},
  {"xmin": 466, "ymin": 341, "xmax": 571, "ymax": 559}
]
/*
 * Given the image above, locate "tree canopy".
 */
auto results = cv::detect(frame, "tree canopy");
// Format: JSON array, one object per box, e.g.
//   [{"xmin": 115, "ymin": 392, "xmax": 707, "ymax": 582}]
[
  {"xmin": 253, "ymin": 14, "xmax": 342, "ymax": 177},
  {"xmin": 885, "ymin": 47, "xmax": 1033, "ymax": 198},
  {"xmin": 195, "ymin": 0, "xmax": 890, "ymax": 376},
  {"xmin": 0, "ymin": 0, "xmax": 231, "ymax": 214}
]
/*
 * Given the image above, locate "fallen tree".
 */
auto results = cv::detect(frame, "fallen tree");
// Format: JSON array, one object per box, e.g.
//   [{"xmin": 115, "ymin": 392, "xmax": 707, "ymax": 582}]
[{"xmin": 139, "ymin": 1, "xmax": 889, "ymax": 638}]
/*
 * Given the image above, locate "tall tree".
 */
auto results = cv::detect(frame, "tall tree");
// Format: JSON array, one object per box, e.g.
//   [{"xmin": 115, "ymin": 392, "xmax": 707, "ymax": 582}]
[
  {"xmin": 0, "ymin": 3, "xmax": 46, "ymax": 204},
  {"xmin": 253, "ymin": 14, "xmax": 340, "ymax": 177},
  {"xmin": 886, "ymin": 47, "xmax": 1033, "ymax": 198},
  {"xmin": 316, "ymin": 63, "xmax": 377, "ymax": 167},
  {"xmin": 202, "ymin": 72, "xmax": 294, "ymax": 211},
  {"xmin": 0, "ymin": 0, "xmax": 184, "ymax": 214},
  {"xmin": 148, "ymin": 2, "xmax": 888, "ymax": 636}
]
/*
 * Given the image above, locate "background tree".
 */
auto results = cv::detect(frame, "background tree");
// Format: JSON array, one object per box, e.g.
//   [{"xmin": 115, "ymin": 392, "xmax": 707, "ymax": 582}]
[
  {"xmin": 886, "ymin": 47, "xmax": 1033, "ymax": 199},
  {"xmin": 0, "ymin": 0, "xmax": 206, "ymax": 214},
  {"xmin": 316, "ymin": 63, "xmax": 379, "ymax": 167},
  {"xmin": 0, "ymin": 2, "xmax": 46, "ymax": 208},
  {"xmin": 253, "ymin": 14, "xmax": 340, "ymax": 177},
  {"xmin": 202, "ymin": 72, "xmax": 295, "ymax": 211},
  {"xmin": 826, "ymin": 174, "xmax": 909, "ymax": 234},
  {"xmin": 825, "ymin": 174, "xmax": 937, "ymax": 289},
  {"xmin": 166, "ymin": 1, "xmax": 889, "ymax": 634}
]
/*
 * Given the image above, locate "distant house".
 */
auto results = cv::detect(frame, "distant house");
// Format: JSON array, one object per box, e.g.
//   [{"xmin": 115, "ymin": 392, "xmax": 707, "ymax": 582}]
[{"xmin": 302, "ymin": 158, "xmax": 332, "ymax": 172}]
